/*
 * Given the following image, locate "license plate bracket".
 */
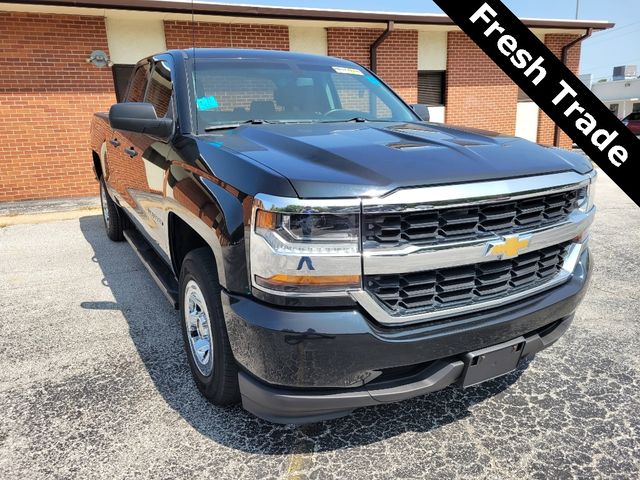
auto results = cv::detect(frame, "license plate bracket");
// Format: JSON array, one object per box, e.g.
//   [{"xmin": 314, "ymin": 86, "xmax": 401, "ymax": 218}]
[{"xmin": 461, "ymin": 336, "xmax": 525, "ymax": 388}]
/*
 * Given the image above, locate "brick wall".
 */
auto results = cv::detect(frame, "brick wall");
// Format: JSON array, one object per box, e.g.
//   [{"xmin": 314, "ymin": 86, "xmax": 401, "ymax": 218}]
[
  {"xmin": 0, "ymin": 12, "xmax": 115, "ymax": 202},
  {"xmin": 327, "ymin": 28, "xmax": 418, "ymax": 103},
  {"xmin": 537, "ymin": 34, "xmax": 581, "ymax": 148},
  {"xmin": 164, "ymin": 21, "xmax": 289, "ymax": 50},
  {"xmin": 0, "ymin": 11, "xmax": 585, "ymax": 203},
  {"xmin": 445, "ymin": 31, "xmax": 518, "ymax": 135}
]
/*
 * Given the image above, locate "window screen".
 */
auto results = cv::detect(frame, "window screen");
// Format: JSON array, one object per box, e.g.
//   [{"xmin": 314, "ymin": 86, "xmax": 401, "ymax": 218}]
[
  {"xmin": 417, "ymin": 71, "xmax": 446, "ymax": 106},
  {"xmin": 111, "ymin": 64, "xmax": 135, "ymax": 103}
]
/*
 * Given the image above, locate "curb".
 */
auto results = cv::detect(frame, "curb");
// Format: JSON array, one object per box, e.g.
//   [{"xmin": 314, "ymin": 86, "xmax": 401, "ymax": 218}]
[
  {"xmin": 0, "ymin": 207, "xmax": 102, "ymax": 227},
  {"xmin": 0, "ymin": 196, "xmax": 101, "ymax": 226}
]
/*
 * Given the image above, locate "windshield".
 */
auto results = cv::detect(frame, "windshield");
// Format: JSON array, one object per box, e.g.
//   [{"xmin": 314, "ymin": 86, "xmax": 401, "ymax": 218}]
[{"xmin": 191, "ymin": 58, "xmax": 418, "ymax": 133}]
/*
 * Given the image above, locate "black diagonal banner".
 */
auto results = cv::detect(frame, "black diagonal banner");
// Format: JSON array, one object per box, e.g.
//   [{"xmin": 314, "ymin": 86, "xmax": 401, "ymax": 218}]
[{"xmin": 433, "ymin": 0, "xmax": 640, "ymax": 207}]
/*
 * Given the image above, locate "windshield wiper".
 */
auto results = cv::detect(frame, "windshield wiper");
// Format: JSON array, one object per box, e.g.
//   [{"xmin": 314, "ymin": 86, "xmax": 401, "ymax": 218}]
[
  {"xmin": 320, "ymin": 117, "xmax": 369, "ymax": 124},
  {"xmin": 319, "ymin": 118, "xmax": 396, "ymax": 124},
  {"xmin": 204, "ymin": 119, "xmax": 273, "ymax": 132}
]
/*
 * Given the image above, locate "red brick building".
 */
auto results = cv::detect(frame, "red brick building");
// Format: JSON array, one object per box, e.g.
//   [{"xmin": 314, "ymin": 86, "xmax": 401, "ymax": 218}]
[{"xmin": 0, "ymin": 0, "xmax": 612, "ymax": 202}]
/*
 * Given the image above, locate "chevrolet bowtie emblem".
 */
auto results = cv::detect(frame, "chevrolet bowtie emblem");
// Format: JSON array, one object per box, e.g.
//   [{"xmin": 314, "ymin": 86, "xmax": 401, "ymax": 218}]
[{"xmin": 486, "ymin": 234, "xmax": 531, "ymax": 259}]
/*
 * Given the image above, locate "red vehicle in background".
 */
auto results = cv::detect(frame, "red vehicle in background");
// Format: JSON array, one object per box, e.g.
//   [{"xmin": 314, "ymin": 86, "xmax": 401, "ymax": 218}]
[{"xmin": 622, "ymin": 112, "xmax": 640, "ymax": 134}]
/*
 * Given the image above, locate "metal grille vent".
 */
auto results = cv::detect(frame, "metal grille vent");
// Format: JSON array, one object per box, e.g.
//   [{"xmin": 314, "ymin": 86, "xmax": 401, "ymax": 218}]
[
  {"xmin": 364, "ymin": 188, "xmax": 583, "ymax": 247},
  {"xmin": 365, "ymin": 242, "xmax": 572, "ymax": 315}
]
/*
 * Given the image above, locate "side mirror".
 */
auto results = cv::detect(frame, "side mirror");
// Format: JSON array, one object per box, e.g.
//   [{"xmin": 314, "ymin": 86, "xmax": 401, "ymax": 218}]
[
  {"xmin": 109, "ymin": 102, "xmax": 173, "ymax": 138},
  {"xmin": 411, "ymin": 104, "xmax": 430, "ymax": 122}
]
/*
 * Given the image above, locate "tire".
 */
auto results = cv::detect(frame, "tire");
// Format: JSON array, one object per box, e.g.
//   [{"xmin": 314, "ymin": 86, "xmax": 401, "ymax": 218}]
[
  {"xmin": 99, "ymin": 178, "xmax": 126, "ymax": 241},
  {"xmin": 179, "ymin": 247, "xmax": 240, "ymax": 405}
]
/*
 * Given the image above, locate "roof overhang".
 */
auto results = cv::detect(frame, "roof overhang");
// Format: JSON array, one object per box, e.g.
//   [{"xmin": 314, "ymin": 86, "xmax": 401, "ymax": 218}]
[{"xmin": 0, "ymin": 0, "xmax": 615, "ymax": 31}]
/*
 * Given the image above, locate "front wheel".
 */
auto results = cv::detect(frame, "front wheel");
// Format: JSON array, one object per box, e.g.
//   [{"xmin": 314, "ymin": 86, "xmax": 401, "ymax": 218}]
[
  {"xmin": 179, "ymin": 248, "xmax": 240, "ymax": 405},
  {"xmin": 99, "ymin": 179, "xmax": 126, "ymax": 241}
]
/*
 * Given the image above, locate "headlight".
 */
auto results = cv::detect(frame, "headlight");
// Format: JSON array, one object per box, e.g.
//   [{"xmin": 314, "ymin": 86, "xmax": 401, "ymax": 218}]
[
  {"xmin": 255, "ymin": 210, "xmax": 359, "ymax": 253},
  {"xmin": 250, "ymin": 195, "xmax": 361, "ymax": 295},
  {"xmin": 577, "ymin": 174, "xmax": 596, "ymax": 213}
]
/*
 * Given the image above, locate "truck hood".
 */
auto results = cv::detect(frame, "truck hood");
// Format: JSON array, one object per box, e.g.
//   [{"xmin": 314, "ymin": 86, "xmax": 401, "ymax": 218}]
[{"xmin": 202, "ymin": 121, "xmax": 593, "ymax": 198}]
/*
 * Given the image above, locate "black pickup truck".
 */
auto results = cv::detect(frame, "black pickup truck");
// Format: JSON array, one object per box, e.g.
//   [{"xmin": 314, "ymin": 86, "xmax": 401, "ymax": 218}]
[{"xmin": 90, "ymin": 49, "xmax": 595, "ymax": 424}]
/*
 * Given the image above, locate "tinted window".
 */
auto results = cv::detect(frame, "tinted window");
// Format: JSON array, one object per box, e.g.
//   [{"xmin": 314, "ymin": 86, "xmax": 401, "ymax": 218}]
[
  {"xmin": 192, "ymin": 59, "xmax": 417, "ymax": 132},
  {"xmin": 198, "ymin": 69, "xmax": 283, "ymax": 114},
  {"xmin": 331, "ymin": 73, "xmax": 392, "ymax": 118},
  {"xmin": 112, "ymin": 64, "xmax": 135, "ymax": 103},
  {"xmin": 125, "ymin": 63, "xmax": 150, "ymax": 103},
  {"xmin": 145, "ymin": 60, "xmax": 173, "ymax": 118}
]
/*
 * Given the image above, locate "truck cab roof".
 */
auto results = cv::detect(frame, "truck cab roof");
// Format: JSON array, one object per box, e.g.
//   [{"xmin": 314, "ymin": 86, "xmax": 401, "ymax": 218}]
[{"xmin": 169, "ymin": 48, "xmax": 357, "ymax": 66}]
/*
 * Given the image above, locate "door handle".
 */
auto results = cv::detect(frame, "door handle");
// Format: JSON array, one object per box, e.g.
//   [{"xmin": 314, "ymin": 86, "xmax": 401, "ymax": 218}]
[
  {"xmin": 109, "ymin": 138, "xmax": 120, "ymax": 147},
  {"xmin": 124, "ymin": 147, "xmax": 138, "ymax": 158}
]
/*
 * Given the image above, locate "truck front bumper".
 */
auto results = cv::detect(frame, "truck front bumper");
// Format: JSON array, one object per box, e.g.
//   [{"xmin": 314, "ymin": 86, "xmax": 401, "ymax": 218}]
[{"xmin": 222, "ymin": 249, "xmax": 591, "ymax": 424}]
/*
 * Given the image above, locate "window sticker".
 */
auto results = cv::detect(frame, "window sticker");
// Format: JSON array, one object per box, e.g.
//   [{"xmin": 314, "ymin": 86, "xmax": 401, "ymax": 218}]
[
  {"xmin": 196, "ymin": 96, "xmax": 219, "ymax": 110},
  {"xmin": 332, "ymin": 66, "xmax": 364, "ymax": 76}
]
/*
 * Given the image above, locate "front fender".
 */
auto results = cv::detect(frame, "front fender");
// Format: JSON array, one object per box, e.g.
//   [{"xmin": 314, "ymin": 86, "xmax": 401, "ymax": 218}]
[{"xmin": 167, "ymin": 164, "xmax": 250, "ymax": 293}]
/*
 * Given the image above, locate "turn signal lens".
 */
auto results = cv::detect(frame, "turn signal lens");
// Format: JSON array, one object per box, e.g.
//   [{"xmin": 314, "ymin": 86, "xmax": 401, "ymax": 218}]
[
  {"xmin": 577, "ymin": 175, "xmax": 596, "ymax": 214},
  {"xmin": 255, "ymin": 210, "xmax": 277, "ymax": 230},
  {"xmin": 255, "ymin": 274, "xmax": 361, "ymax": 293}
]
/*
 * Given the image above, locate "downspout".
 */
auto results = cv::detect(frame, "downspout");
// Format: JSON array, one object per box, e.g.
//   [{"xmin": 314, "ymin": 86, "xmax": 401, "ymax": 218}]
[
  {"xmin": 370, "ymin": 21, "xmax": 394, "ymax": 73},
  {"xmin": 553, "ymin": 27, "xmax": 593, "ymax": 146}
]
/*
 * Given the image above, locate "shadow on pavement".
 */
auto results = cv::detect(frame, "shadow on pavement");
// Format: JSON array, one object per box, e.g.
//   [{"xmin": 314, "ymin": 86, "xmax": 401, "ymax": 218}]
[{"xmin": 79, "ymin": 215, "xmax": 529, "ymax": 454}]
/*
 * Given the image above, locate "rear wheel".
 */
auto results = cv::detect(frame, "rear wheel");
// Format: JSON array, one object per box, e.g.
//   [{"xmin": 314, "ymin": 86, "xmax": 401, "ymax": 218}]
[
  {"xmin": 100, "ymin": 179, "xmax": 126, "ymax": 241},
  {"xmin": 179, "ymin": 248, "xmax": 240, "ymax": 405}
]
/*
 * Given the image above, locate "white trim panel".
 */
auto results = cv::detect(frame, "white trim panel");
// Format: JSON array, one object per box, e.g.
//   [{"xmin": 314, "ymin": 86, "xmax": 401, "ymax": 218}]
[
  {"xmin": 418, "ymin": 30, "xmax": 447, "ymax": 71},
  {"xmin": 106, "ymin": 17, "xmax": 166, "ymax": 64},
  {"xmin": 288, "ymin": 26, "xmax": 327, "ymax": 56},
  {"xmin": 428, "ymin": 106, "xmax": 445, "ymax": 123},
  {"xmin": 515, "ymin": 101, "xmax": 540, "ymax": 143}
]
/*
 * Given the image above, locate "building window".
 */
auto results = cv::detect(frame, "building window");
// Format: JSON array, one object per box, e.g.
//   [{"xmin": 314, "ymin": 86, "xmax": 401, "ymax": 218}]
[
  {"xmin": 517, "ymin": 88, "xmax": 532, "ymax": 102},
  {"xmin": 609, "ymin": 104, "xmax": 619, "ymax": 117},
  {"xmin": 111, "ymin": 64, "xmax": 135, "ymax": 103},
  {"xmin": 633, "ymin": 102, "xmax": 640, "ymax": 113},
  {"xmin": 417, "ymin": 71, "xmax": 446, "ymax": 106}
]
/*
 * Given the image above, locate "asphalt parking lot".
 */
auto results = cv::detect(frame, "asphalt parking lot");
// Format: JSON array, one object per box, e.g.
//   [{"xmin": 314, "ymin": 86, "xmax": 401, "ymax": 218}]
[{"xmin": 1, "ymin": 172, "xmax": 639, "ymax": 479}]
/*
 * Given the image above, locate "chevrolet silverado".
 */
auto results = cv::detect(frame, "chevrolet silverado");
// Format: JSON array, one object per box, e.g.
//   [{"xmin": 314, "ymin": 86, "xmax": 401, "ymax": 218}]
[{"xmin": 90, "ymin": 49, "xmax": 595, "ymax": 423}]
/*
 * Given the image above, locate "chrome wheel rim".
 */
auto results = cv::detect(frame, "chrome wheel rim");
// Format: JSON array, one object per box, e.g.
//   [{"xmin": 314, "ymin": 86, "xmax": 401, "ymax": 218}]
[
  {"xmin": 100, "ymin": 183, "xmax": 110, "ymax": 226},
  {"xmin": 184, "ymin": 280, "xmax": 214, "ymax": 376}
]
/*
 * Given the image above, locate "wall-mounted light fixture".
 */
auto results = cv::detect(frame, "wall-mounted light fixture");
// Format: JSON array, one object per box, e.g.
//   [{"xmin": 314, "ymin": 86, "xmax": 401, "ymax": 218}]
[{"xmin": 86, "ymin": 50, "xmax": 112, "ymax": 68}]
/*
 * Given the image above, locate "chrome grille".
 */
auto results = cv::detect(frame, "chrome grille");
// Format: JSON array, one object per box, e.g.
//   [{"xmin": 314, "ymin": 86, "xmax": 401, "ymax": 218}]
[
  {"xmin": 365, "ymin": 242, "xmax": 572, "ymax": 315},
  {"xmin": 364, "ymin": 188, "xmax": 584, "ymax": 246}
]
